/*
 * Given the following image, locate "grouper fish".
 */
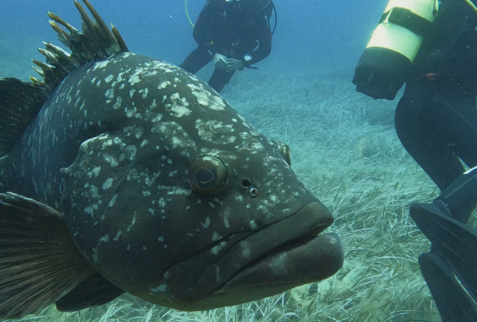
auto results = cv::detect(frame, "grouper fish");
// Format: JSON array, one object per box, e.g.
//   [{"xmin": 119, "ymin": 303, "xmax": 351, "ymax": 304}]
[{"xmin": 0, "ymin": 0, "xmax": 344, "ymax": 319}]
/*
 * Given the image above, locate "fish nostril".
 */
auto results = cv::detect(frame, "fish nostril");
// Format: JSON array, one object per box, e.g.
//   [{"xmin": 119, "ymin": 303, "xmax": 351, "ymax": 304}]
[
  {"xmin": 249, "ymin": 187, "xmax": 259, "ymax": 198},
  {"xmin": 241, "ymin": 178, "xmax": 252, "ymax": 188}
]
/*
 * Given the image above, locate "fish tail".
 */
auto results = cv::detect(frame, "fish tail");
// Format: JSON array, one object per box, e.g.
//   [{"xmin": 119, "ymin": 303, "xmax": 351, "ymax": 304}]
[{"xmin": 0, "ymin": 192, "xmax": 96, "ymax": 319}]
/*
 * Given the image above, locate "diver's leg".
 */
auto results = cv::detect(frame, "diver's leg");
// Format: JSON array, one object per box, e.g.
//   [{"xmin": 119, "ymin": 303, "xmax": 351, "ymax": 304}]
[
  {"xmin": 398, "ymin": 84, "xmax": 477, "ymax": 321},
  {"xmin": 426, "ymin": 91, "xmax": 477, "ymax": 222},
  {"xmin": 395, "ymin": 83, "xmax": 466, "ymax": 190},
  {"xmin": 180, "ymin": 46, "xmax": 213, "ymax": 74},
  {"xmin": 440, "ymin": 91, "xmax": 477, "ymax": 170},
  {"xmin": 208, "ymin": 69, "xmax": 235, "ymax": 93}
]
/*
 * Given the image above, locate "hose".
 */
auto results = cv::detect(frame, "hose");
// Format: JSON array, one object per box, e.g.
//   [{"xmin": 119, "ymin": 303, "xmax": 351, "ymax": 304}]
[{"xmin": 185, "ymin": 0, "xmax": 195, "ymax": 28}]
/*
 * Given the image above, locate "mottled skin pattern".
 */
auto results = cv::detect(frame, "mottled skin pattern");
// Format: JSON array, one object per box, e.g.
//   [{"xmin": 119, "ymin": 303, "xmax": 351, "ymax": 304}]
[{"xmin": 0, "ymin": 52, "xmax": 336, "ymax": 310}]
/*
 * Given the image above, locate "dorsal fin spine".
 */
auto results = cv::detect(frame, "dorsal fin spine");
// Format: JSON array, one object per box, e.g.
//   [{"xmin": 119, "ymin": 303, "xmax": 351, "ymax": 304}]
[{"xmin": 0, "ymin": 0, "xmax": 130, "ymax": 156}]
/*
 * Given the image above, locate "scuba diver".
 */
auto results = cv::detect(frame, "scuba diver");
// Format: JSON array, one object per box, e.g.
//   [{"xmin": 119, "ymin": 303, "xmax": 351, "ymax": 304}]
[
  {"xmin": 353, "ymin": 0, "xmax": 477, "ymax": 321},
  {"xmin": 181, "ymin": 0, "xmax": 275, "ymax": 93}
]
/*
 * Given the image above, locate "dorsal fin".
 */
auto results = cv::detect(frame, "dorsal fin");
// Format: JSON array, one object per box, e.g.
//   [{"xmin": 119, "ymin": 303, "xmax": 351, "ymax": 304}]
[{"xmin": 0, "ymin": 0, "xmax": 129, "ymax": 156}]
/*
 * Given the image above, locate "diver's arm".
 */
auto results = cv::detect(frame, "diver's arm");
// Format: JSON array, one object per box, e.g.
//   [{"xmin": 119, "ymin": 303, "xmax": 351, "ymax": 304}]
[
  {"xmin": 243, "ymin": 16, "xmax": 272, "ymax": 67},
  {"xmin": 193, "ymin": 1, "xmax": 221, "ymax": 54}
]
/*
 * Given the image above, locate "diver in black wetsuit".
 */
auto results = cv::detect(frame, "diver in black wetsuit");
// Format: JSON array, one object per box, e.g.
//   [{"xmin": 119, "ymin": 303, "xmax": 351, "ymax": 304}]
[
  {"xmin": 181, "ymin": 0, "xmax": 274, "ymax": 93},
  {"xmin": 353, "ymin": 0, "xmax": 477, "ymax": 321}
]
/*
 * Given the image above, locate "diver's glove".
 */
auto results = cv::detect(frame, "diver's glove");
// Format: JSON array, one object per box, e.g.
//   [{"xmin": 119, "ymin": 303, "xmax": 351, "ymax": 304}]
[
  {"xmin": 352, "ymin": 48, "xmax": 410, "ymax": 100},
  {"xmin": 213, "ymin": 53, "xmax": 228, "ymax": 70},
  {"xmin": 223, "ymin": 58, "xmax": 244, "ymax": 72}
]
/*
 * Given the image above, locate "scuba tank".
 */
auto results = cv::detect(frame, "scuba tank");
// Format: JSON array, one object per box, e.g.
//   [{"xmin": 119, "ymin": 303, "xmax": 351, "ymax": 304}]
[{"xmin": 353, "ymin": 0, "xmax": 439, "ymax": 100}]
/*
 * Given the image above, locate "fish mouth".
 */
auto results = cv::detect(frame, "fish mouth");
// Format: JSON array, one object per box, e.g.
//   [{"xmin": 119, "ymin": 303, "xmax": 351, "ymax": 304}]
[{"xmin": 164, "ymin": 202, "xmax": 344, "ymax": 310}]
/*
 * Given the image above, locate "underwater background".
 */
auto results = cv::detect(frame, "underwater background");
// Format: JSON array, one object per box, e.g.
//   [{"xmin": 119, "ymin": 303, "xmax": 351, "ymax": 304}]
[{"xmin": 1, "ymin": 0, "xmax": 472, "ymax": 321}]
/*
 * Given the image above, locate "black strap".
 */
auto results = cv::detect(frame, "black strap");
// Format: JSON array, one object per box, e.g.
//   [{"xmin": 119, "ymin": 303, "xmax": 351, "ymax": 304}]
[
  {"xmin": 379, "ymin": 7, "xmax": 434, "ymax": 37},
  {"xmin": 271, "ymin": 2, "xmax": 277, "ymax": 35}
]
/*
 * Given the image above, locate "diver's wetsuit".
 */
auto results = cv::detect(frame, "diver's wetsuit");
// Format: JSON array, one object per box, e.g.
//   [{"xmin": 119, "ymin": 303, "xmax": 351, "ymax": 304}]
[
  {"xmin": 180, "ymin": 0, "xmax": 273, "ymax": 92},
  {"xmin": 394, "ymin": 2, "xmax": 477, "ymax": 320},
  {"xmin": 395, "ymin": 0, "xmax": 477, "ymax": 223},
  {"xmin": 353, "ymin": 1, "xmax": 477, "ymax": 320}
]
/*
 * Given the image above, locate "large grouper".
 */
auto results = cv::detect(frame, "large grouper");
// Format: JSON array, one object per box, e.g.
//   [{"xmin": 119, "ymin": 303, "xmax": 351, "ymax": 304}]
[{"xmin": 0, "ymin": 0, "xmax": 344, "ymax": 319}]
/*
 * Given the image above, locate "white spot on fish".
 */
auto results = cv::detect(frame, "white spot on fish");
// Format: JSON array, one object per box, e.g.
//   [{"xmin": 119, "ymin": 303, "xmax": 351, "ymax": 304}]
[
  {"xmin": 90, "ymin": 166, "xmax": 101, "ymax": 178},
  {"xmin": 99, "ymin": 234, "xmax": 109, "ymax": 243},
  {"xmin": 105, "ymin": 88, "xmax": 115, "ymax": 103},
  {"xmin": 93, "ymin": 60, "xmax": 110, "ymax": 70},
  {"xmin": 113, "ymin": 96, "xmax": 123, "ymax": 110},
  {"xmin": 109, "ymin": 194, "xmax": 118, "ymax": 207},
  {"xmin": 210, "ymin": 241, "xmax": 227, "ymax": 255},
  {"xmin": 142, "ymin": 88, "xmax": 149, "ymax": 99},
  {"xmin": 212, "ymin": 231, "xmax": 221, "ymax": 241},
  {"xmin": 126, "ymin": 212, "xmax": 137, "ymax": 231},
  {"xmin": 201, "ymin": 217, "xmax": 211, "ymax": 229},
  {"xmin": 125, "ymin": 105, "xmax": 137, "ymax": 118},
  {"xmin": 129, "ymin": 74, "xmax": 141, "ymax": 85},
  {"xmin": 158, "ymin": 81, "xmax": 171, "ymax": 89},
  {"xmin": 150, "ymin": 284, "xmax": 167, "ymax": 293},
  {"xmin": 102, "ymin": 178, "xmax": 114, "ymax": 190},
  {"xmin": 103, "ymin": 154, "xmax": 119, "ymax": 167},
  {"xmin": 84, "ymin": 206, "xmax": 94, "ymax": 216},
  {"xmin": 114, "ymin": 230, "xmax": 122, "ymax": 241},
  {"xmin": 135, "ymin": 127, "xmax": 144, "ymax": 139}
]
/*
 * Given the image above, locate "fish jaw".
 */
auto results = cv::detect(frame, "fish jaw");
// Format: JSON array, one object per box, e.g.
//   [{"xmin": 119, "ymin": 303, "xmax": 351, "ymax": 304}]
[
  {"xmin": 209, "ymin": 233, "xmax": 342, "ymax": 306},
  {"xmin": 159, "ymin": 201, "xmax": 344, "ymax": 310}
]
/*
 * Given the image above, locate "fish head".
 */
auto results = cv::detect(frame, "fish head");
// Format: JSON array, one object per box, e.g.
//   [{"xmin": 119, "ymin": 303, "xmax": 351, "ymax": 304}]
[{"xmin": 60, "ymin": 53, "xmax": 343, "ymax": 310}]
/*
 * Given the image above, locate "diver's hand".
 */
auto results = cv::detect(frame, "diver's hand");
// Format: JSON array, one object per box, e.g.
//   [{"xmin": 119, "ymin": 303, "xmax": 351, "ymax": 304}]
[
  {"xmin": 223, "ymin": 58, "xmax": 244, "ymax": 72},
  {"xmin": 352, "ymin": 50, "xmax": 408, "ymax": 100},
  {"xmin": 213, "ymin": 53, "xmax": 228, "ymax": 70}
]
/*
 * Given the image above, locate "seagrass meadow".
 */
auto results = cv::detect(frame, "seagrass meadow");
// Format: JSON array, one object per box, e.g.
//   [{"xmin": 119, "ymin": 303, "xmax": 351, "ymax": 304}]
[{"xmin": 4, "ymin": 49, "xmax": 475, "ymax": 320}]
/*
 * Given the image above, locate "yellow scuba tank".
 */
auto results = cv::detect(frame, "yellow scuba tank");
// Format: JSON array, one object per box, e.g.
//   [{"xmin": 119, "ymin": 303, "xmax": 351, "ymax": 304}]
[
  {"xmin": 369, "ymin": 0, "xmax": 439, "ymax": 63},
  {"xmin": 353, "ymin": 0, "xmax": 439, "ymax": 100}
]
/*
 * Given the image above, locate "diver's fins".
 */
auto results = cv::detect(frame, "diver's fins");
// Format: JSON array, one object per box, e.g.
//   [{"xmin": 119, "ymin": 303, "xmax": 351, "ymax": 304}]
[
  {"xmin": 0, "ymin": 192, "xmax": 96, "ymax": 319},
  {"xmin": 410, "ymin": 202, "xmax": 477, "ymax": 303},
  {"xmin": 56, "ymin": 273, "xmax": 125, "ymax": 312},
  {"xmin": 419, "ymin": 252, "xmax": 477, "ymax": 322}
]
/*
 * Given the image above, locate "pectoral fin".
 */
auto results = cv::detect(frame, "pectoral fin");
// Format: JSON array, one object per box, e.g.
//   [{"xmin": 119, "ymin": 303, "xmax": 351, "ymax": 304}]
[
  {"xmin": 56, "ymin": 273, "xmax": 125, "ymax": 312},
  {"xmin": 0, "ymin": 192, "xmax": 96, "ymax": 319}
]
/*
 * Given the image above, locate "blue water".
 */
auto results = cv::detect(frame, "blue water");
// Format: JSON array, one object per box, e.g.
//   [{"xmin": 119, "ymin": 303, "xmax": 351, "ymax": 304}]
[{"xmin": 0, "ymin": 0, "xmax": 388, "ymax": 75}]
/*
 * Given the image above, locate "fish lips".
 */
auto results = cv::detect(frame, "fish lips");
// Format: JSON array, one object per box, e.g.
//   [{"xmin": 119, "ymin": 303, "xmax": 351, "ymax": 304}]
[
  {"xmin": 210, "ymin": 232, "xmax": 343, "ymax": 305},
  {"xmin": 164, "ymin": 201, "xmax": 344, "ymax": 309}
]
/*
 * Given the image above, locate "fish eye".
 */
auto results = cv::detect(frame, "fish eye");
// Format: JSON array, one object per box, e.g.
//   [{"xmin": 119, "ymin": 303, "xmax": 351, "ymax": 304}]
[
  {"xmin": 249, "ymin": 187, "xmax": 259, "ymax": 198},
  {"xmin": 189, "ymin": 156, "xmax": 227, "ymax": 195},
  {"xmin": 241, "ymin": 178, "xmax": 252, "ymax": 188}
]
